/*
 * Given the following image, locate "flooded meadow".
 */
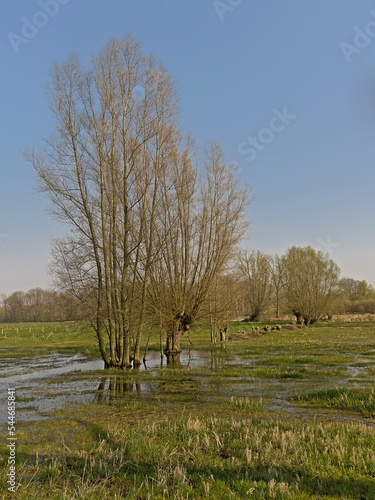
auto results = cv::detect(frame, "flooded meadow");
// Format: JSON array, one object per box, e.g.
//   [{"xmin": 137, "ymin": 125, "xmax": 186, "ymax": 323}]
[
  {"xmin": 1, "ymin": 321, "xmax": 375, "ymax": 499},
  {"xmin": 1, "ymin": 324, "xmax": 375, "ymax": 426}
]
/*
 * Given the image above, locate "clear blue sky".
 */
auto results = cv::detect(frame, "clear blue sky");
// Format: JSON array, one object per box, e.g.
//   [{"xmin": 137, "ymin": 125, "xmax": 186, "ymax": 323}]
[{"xmin": 1, "ymin": 0, "xmax": 375, "ymax": 294}]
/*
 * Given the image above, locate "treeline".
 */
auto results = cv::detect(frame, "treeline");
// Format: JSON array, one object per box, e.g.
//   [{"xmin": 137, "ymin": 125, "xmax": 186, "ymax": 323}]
[
  {"xmin": 0, "ymin": 288, "xmax": 82, "ymax": 323},
  {"xmin": 230, "ymin": 248, "xmax": 375, "ymax": 324},
  {"xmin": 339, "ymin": 277, "xmax": 375, "ymax": 314},
  {"xmin": 1, "ymin": 249, "xmax": 373, "ymax": 327}
]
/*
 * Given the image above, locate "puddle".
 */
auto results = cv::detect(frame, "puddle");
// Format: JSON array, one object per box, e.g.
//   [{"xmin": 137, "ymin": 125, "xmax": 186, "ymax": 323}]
[
  {"xmin": 0, "ymin": 349, "xmax": 231, "ymax": 385},
  {"xmin": 345, "ymin": 354, "xmax": 374, "ymax": 379},
  {"xmin": 0, "ymin": 353, "xmax": 104, "ymax": 383}
]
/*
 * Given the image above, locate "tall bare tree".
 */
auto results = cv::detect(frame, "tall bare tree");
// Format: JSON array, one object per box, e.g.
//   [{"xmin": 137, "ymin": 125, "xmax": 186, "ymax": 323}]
[
  {"xmin": 206, "ymin": 272, "xmax": 240, "ymax": 344},
  {"xmin": 147, "ymin": 142, "xmax": 249, "ymax": 358},
  {"xmin": 25, "ymin": 36, "xmax": 179, "ymax": 368}
]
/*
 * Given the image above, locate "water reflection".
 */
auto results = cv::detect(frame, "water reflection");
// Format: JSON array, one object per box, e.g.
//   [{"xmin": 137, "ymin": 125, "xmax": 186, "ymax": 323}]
[
  {"xmin": 96, "ymin": 375, "xmax": 143, "ymax": 403},
  {"xmin": 1, "ymin": 346, "xmax": 373, "ymax": 426},
  {"xmin": 164, "ymin": 352, "xmax": 181, "ymax": 366},
  {"xmin": 94, "ymin": 349, "xmax": 235, "ymax": 405},
  {"xmin": 136, "ymin": 348, "xmax": 232, "ymax": 370},
  {"xmin": 0, "ymin": 348, "xmax": 241, "ymax": 422}
]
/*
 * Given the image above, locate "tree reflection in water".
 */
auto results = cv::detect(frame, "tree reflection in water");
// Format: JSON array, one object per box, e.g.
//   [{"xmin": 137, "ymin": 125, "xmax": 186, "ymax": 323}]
[
  {"xmin": 95, "ymin": 349, "xmax": 231, "ymax": 404},
  {"xmin": 96, "ymin": 375, "xmax": 144, "ymax": 404}
]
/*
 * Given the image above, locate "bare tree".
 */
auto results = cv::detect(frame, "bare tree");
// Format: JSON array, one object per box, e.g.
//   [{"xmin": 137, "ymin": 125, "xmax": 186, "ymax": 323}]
[
  {"xmin": 1, "ymin": 288, "xmax": 80, "ymax": 323},
  {"xmin": 237, "ymin": 250, "xmax": 272, "ymax": 321},
  {"xmin": 0, "ymin": 295, "xmax": 5, "ymax": 323},
  {"xmin": 204, "ymin": 272, "xmax": 238, "ymax": 344},
  {"xmin": 268, "ymin": 254, "xmax": 286, "ymax": 318},
  {"xmin": 25, "ymin": 36, "xmax": 250, "ymax": 367},
  {"xmin": 25, "ymin": 36, "xmax": 179, "ymax": 368},
  {"xmin": 147, "ymin": 142, "xmax": 249, "ymax": 360}
]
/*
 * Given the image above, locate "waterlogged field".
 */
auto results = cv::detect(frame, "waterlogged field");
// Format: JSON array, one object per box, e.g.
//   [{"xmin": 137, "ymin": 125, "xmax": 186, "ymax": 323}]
[{"xmin": 0, "ymin": 320, "xmax": 375, "ymax": 499}]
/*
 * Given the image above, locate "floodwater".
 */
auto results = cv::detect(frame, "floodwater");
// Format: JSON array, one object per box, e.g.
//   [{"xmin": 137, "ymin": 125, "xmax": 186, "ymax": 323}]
[
  {"xmin": 0, "ymin": 350, "xmax": 234, "ymax": 424},
  {"xmin": 0, "ymin": 348, "xmax": 373, "ymax": 426}
]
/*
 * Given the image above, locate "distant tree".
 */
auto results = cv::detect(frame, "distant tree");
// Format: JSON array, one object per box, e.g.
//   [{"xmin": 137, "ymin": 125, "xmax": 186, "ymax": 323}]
[
  {"xmin": 339, "ymin": 277, "xmax": 375, "ymax": 314},
  {"xmin": 340, "ymin": 278, "xmax": 375, "ymax": 301},
  {"xmin": 2, "ymin": 291, "xmax": 25, "ymax": 323},
  {"xmin": 237, "ymin": 250, "xmax": 272, "ymax": 321},
  {"xmin": 268, "ymin": 254, "xmax": 286, "ymax": 318},
  {"xmin": 1, "ymin": 288, "xmax": 81, "ymax": 323},
  {"xmin": 0, "ymin": 296, "xmax": 4, "ymax": 323},
  {"xmin": 204, "ymin": 271, "xmax": 240, "ymax": 344},
  {"xmin": 283, "ymin": 246, "xmax": 340, "ymax": 324}
]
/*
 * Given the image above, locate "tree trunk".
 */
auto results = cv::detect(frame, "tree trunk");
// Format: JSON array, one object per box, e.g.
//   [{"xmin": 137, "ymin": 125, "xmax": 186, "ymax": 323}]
[
  {"xmin": 164, "ymin": 314, "xmax": 192, "ymax": 356},
  {"xmin": 220, "ymin": 326, "xmax": 227, "ymax": 342},
  {"xmin": 164, "ymin": 326, "xmax": 183, "ymax": 354},
  {"xmin": 293, "ymin": 310, "xmax": 302, "ymax": 322},
  {"xmin": 165, "ymin": 352, "xmax": 182, "ymax": 366},
  {"xmin": 121, "ymin": 323, "xmax": 132, "ymax": 368},
  {"xmin": 133, "ymin": 343, "xmax": 142, "ymax": 367},
  {"xmin": 210, "ymin": 325, "xmax": 216, "ymax": 344}
]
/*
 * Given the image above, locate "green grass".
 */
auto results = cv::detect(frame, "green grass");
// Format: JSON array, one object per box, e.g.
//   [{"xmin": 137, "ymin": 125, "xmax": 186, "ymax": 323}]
[
  {"xmin": 3, "ymin": 409, "xmax": 375, "ymax": 499},
  {"xmin": 291, "ymin": 388, "xmax": 375, "ymax": 417},
  {"xmin": 259, "ymin": 354, "xmax": 356, "ymax": 366},
  {"xmin": 0, "ymin": 321, "xmax": 99, "ymax": 357},
  {"xmin": 247, "ymin": 366, "xmax": 345, "ymax": 379},
  {"xmin": 226, "ymin": 396, "xmax": 265, "ymax": 412},
  {"xmin": 2, "ymin": 319, "xmax": 375, "ymax": 498}
]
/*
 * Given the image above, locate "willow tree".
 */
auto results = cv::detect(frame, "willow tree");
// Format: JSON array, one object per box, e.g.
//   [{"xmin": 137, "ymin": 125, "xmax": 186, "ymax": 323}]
[
  {"xmin": 268, "ymin": 254, "xmax": 286, "ymax": 318},
  {"xmin": 283, "ymin": 246, "xmax": 341, "ymax": 324},
  {"xmin": 25, "ymin": 36, "xmax": 179, "ymax": 368},
  {"xmin": 237, "ymin": 250, "xmax": 272, "ymax": 321},
  {"xmin": 147, "ymin": 141, "xmax": 249, "ymax": 359}
]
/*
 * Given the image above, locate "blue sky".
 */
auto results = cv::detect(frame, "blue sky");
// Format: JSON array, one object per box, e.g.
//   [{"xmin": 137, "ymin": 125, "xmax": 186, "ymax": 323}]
[{"xmin": 1, "ymin": 0, "xmax": 375, "ymax": 294}]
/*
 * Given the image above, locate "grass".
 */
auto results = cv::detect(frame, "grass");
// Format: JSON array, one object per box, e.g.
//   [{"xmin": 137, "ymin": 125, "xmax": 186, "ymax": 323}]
[
  {"xmin": 3, "ymin": 410, "xmax": 375, "ymax": 499},
  {"xmin": 291, "ymin": 388, "xmax": 375, "ymax": 417},
  {"xmin": 0, "ymin": 321, "xmax": 99, "ymax": 357},
  {"xmin": 1, "ymin": 319, "xmax": 375, "ymax": 498},
  {"xmin": 258, "ymin": 354, "xmax": 356, "ymax": 366},
  {"xmin": 227, "ymin": 396, "xmax": 265, "ymax": 412},
  {"xmin": 248, "ymin": 366, "xmax": 345, "ymax": 379}
]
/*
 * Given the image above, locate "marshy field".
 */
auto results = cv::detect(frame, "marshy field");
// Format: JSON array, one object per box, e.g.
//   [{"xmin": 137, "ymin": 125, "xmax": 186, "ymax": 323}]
[{"xmin": 1, "ymin": 319, "xmax": 375, "ymax": 499}]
